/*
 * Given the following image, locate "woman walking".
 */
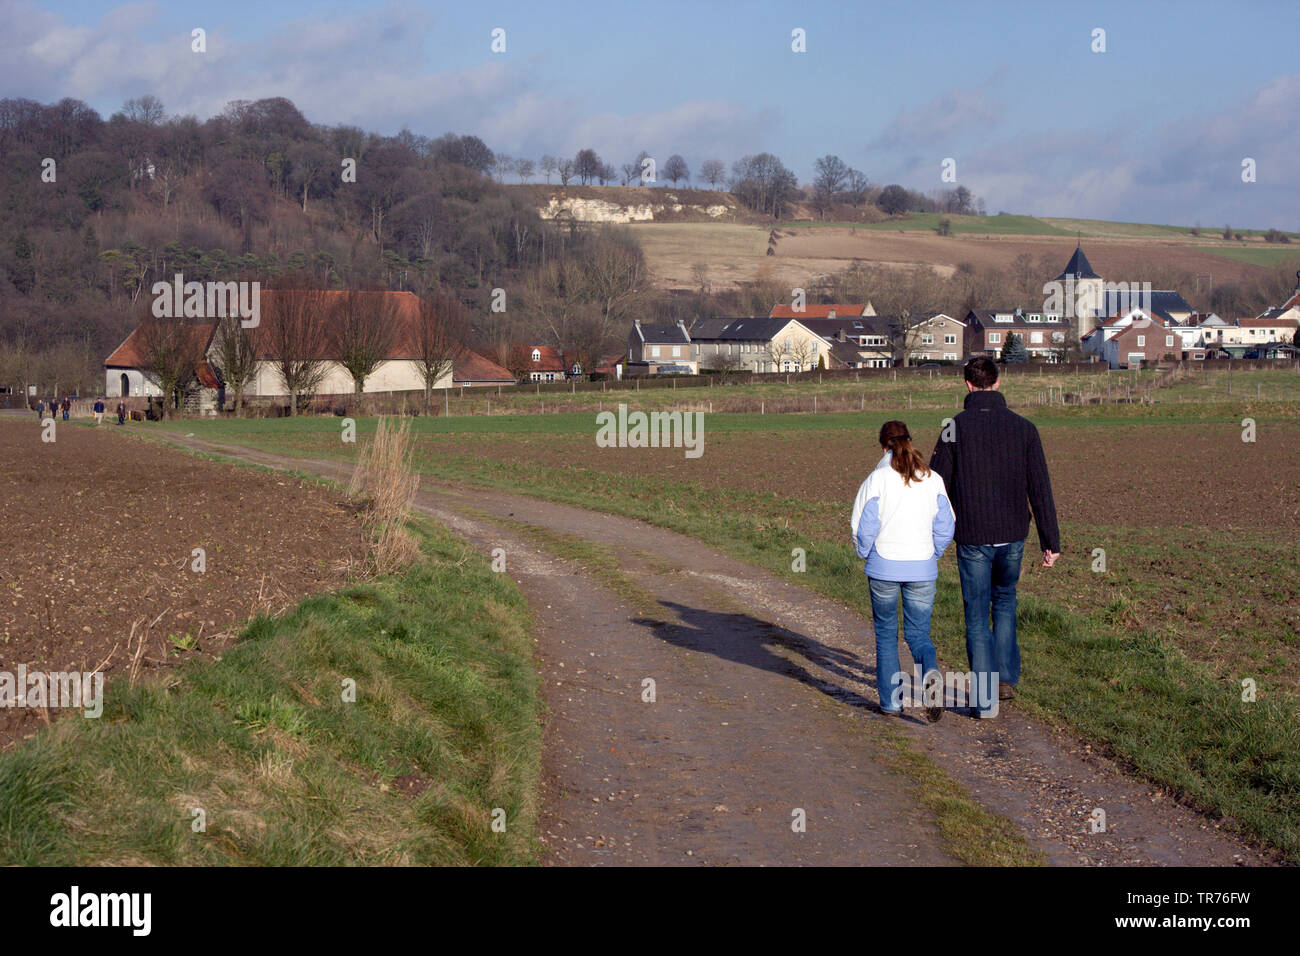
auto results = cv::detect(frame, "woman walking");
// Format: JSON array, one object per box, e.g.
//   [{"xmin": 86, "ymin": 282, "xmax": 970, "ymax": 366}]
[{"xmin": 850, "ymin": 421, "xmax": 955, "ymax": 721}]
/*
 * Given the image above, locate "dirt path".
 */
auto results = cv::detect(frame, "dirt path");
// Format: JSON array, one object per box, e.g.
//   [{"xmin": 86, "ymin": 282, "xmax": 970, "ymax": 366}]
[{"xmin": 148, "ymin": 430, "xmax": 1275, "ymax": 867}]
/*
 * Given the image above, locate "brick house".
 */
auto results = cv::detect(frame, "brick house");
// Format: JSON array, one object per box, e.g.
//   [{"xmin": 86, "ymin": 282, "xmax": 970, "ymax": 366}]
[
  {"xmin": 966, "ymin": 308, "xmax": 1071, "ymax": 361},
  {"xmin": 1100, "ymin": 315, "xmax": 1181, "ymax": 368}
]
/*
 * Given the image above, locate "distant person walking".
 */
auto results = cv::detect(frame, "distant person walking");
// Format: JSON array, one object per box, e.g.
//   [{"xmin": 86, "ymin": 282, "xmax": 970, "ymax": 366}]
[
  {"xmin": 851, "ymin": 420, "xmax": 955, "ymax": 721},
  {"xmin": 61, "ymin": 396, "xmax": 71, "ymax": 421},
  {"xmin": 93, "ymin": 398, "xmax": 105, "ymax": 425},
  {"xmin": 116, "ymin": 401, "xmax": 126, "ymax": 426},
  {"xmin": 34, "ymin": 398, "xmax": 44, "ymax": 419},
  {"xmin": 929, "ymin": 356, "xmax": 1060, "ymax": 718}
]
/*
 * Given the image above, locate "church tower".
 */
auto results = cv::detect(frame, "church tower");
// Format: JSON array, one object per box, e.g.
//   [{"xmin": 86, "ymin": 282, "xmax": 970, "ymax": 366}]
[{"xmin": 1055, "ymin": 243, "xmax": 1104, "ymax": 339}]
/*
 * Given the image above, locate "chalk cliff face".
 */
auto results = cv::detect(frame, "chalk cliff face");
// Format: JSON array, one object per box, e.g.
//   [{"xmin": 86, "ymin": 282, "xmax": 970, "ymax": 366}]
[{"xmin": 537, "ymin": 194, "xmax": 733, "ymax": 223}]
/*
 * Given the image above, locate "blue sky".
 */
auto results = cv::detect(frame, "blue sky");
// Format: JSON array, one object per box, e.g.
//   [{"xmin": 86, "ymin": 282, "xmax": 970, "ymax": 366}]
[{"xmin": 4, "ymin": 0, "xmax": 1298, "ymax": 227}]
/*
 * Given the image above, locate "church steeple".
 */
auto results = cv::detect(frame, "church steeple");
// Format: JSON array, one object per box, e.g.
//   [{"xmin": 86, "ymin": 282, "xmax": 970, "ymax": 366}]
[{"xmin": 1056, "ymin": 242, "xmax": 1101, "ymax": 281}]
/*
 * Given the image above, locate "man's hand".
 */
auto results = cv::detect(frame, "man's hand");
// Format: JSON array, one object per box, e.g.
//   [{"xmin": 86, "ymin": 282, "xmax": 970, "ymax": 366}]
[{"xmin": 1042, "ymin": 550, "xmax": 1060, "ymax": 568}]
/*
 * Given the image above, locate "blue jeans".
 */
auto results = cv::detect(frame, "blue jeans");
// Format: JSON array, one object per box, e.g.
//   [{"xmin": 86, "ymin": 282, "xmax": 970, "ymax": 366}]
[
  {"xmin": 868, "ymin": 578, "xmax": 938, "ymax": 712},
  {"xmin": 956, "ymin": 542, "xmax": 1024, "ymax": 714}
]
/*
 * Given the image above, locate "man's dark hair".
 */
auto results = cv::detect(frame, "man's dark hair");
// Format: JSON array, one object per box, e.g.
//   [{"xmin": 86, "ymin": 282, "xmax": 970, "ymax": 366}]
[{"xmin": 964, "ymin": 356, "xmax": 999, "ymax": 389}]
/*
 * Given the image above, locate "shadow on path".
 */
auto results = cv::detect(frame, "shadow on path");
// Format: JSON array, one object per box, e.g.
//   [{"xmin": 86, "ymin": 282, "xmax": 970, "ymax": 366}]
[{"xmin": 633, "ymin": 599, "xmax": 935, "ymax": 724}]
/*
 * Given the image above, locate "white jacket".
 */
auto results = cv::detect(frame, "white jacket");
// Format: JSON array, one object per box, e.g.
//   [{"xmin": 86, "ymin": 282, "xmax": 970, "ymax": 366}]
[{"xmin": 850, "ymin": 452, "xmax": 956, "ymax": 581}]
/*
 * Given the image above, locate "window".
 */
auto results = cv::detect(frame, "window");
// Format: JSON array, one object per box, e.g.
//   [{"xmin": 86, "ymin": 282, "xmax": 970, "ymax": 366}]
[
  {"xmin": 921, "ymin": 334, "xmax": 934, "ymax": 345},
  {"xmin": 1137, "ymin": 335, "xmax": 1145, "ymax": 347},
  {"xmin": 531, "ymin": 349, "xmax": 540, "ymax": 362},
  {"xmin": 651, "ymin": 346, "xmax": 660, "ymax": 358},
  {"xmin": 988, "ymin": 333, "xmax": 1001, "ymax": 344},
  {"xmin": 672, "ymin": 346, "xmax": 681, "ymax": 358},
  {"xmin": 944, "ymin": 334, "xmax": 956, "ymax": 345},
  {"xmin": 1030, "ymin": 332, "xmax": 1043, "ymax": 344},
  {"xmin": 1165, "ymin": 336, "xmax": 1174, "ymax": 347},
  {"xmin": 943, "ymin": 353, "xmax": 958, "ymax": 361}
]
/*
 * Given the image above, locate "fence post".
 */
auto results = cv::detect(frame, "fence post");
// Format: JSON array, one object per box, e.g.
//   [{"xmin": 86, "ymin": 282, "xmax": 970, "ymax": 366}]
[{"xmin": 761, "ymin": 400, "xmax": 764, "ymax": 415}]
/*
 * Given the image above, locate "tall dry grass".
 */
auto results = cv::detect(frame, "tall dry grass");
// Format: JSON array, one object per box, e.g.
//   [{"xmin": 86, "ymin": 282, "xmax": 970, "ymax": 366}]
[{"xmin": 349, "ymin": 416, "xmax": 421, "ymax": 575}]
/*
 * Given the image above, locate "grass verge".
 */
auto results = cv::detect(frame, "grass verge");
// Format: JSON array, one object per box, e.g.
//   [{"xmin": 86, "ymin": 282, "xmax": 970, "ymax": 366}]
[{"xmin": 0, "ymin": 518, "xmax": 540, "ymax": 865}]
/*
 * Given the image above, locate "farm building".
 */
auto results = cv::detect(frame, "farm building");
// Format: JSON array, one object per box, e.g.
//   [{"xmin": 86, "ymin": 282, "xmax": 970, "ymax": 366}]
[{"xmin": 103, "ymin": 289, "xmax": 514, "ymax": 412}]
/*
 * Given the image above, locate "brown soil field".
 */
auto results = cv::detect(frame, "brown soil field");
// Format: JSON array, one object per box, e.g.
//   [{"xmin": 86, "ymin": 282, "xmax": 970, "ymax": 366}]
[
  {"xmin": 0, "ymin": 417, "xmax": 365, "ymax": 746},
  {"xmin": 410, "ymin": 419, "xmax": 1300, "ymax": 692},
  {"xmin": 415, "ymin": 421, "xmax": 1300, "ymax": 535}
]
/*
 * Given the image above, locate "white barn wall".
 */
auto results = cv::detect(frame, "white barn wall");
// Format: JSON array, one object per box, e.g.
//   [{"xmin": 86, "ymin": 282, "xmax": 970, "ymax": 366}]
[{"xmin": 105, "ymin": 368, "xmax": 163, "ymax": 398}]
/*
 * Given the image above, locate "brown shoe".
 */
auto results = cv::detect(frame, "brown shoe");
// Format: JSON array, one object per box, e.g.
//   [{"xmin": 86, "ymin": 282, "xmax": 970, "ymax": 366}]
[
  {"xmin": 922, "ymin": 671, "xmax": 944, "ymax": 723},
  {"xmin": 998, "ymin": 683, "xmax": 1016, "ymax": 701}
]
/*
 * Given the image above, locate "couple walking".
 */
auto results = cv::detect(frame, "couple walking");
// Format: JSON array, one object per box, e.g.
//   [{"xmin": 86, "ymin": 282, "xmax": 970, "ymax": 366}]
[{"xmin": 850, "ymin": 356, "xmax": 1060, "ymax": 720}]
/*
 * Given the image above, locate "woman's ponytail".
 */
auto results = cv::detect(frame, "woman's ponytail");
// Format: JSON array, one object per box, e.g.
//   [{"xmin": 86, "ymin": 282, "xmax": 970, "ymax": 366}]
[{"xmin": 879, "ymin": 420, "xmax": 930, "ymax": 486}]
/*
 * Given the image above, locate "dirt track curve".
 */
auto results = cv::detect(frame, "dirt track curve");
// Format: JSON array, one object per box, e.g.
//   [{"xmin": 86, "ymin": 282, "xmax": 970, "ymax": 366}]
[{"xmin": 148, "ymin": 429, "xmax": 1273, "ymax": 867}]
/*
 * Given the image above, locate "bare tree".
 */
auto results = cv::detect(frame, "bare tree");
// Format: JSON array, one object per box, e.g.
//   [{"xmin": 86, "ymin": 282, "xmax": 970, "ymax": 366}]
[
  {"xmin": 764, "ymin": 337, "xmax": 791, "ymax": 373},
  {"xmin": 620, "ymin": 162, "xmax": 638, "ymax": 186},
  {"xmin": 413, "ymin": 291, "xmax": 471, "ymax": 410},
  {"xmin": 574, "ymin": 148, "xmax": 602, "ymax": 185},
  {"xmin": 211, "ymin": 313, "xmax": 257, "ymax": 416},
  {"xmin": 515, "ymin": 158, "xmax": 535, "ymax": 183},
  {"xmin": 812, "ymin": 154, "xmax": 849, "ymax": 219},
  {"xmin": 663, "ymin": 154, "xmax": 689, "ymax": 187},
  {"xmin": 700, "ymin": 159, "xmax": 726, "ymax": 189},
  {"xmin": 557, "ymin": 158, "xmax": 575, "ymax": 187},
  {"xmin": 135, "ymin": 314, "xmax": 207, "ymax": 418},
  {"xmin": 492, "ymin": 153, "xmax": 513, "ymax": 184},
  {"xmin": 844, "ymin": 169, "xmax": 869, "ymax": 205},
  {"xmin": 540, "ymin": 155, "xmax": 557, "ymax": 183},
  {"xmin": 333, "ymin": 290, "xmax": 399, "ymax": 407},
  {"xmin": 264, "ymin": 287, "xmax": 331, "ymax": 415},
  {"xmin": 121, "ymin": 95, "xmax": 165, "ymax": 125}
]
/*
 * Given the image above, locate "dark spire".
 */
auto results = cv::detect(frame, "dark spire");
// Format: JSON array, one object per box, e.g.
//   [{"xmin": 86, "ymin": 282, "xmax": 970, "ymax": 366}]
[{"xmin": 1056, "ymin": 243, "xmax": 1100, "ymax": 280}]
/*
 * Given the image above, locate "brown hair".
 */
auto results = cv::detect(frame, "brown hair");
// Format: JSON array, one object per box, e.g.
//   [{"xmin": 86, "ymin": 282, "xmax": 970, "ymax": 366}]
[{"xmin": 879, "ymin": 420, "xmax": 930, "ymax": 486}]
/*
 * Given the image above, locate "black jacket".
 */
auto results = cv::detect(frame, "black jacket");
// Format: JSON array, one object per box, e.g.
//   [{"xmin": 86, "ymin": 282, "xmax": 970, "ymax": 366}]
[{"xmin": 929, "ymin": 389, "xmax": 1060, "ymax": 553}]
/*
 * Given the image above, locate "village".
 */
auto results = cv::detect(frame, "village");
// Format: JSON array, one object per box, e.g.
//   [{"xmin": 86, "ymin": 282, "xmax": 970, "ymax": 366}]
[{"xmin": 74, "ymin": 244, "xmax": 1300, "ymax": 418}]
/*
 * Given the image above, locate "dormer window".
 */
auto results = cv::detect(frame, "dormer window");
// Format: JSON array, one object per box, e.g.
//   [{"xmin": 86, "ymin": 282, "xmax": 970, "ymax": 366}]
[{"xmin": 531, "ymin": 349, "xmax": 540, "ymax": 363}]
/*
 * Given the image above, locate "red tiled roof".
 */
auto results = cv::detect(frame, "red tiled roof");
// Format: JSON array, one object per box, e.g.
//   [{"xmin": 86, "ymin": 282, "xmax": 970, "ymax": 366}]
[
  {"xmin": 770, "ymin": 303, "xmax": 867, "ymax": 319},
  {"xmin": 453, "ymin": 349, "xmax": 516, "ymax": 384},
  {"xmin": 517, "ymin": 344, "xmax": 567, "ymax": 372},
  {"xmin": 104, "ymin": 322, "xmax": 218, "ymax": 367},
  {"xmin": 196, "ymin": 360, "xmax": 221, "ymax": 389}
]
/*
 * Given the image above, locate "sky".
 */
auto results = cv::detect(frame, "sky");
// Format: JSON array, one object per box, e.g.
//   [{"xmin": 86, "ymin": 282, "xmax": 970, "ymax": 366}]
[{"xmin": 2, "ymin": 0, "xmax": 1297, "ymax": 228}]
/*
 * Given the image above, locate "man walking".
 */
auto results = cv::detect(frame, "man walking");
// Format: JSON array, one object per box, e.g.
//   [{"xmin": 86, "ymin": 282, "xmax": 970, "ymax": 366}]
[
  {"xmin": 93, "ymin": 397, "xmax": 105, "ymax": 425},
  {"xmin": 929, "ymin": 356, "xmax": 1060, "ymax": 718}
]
